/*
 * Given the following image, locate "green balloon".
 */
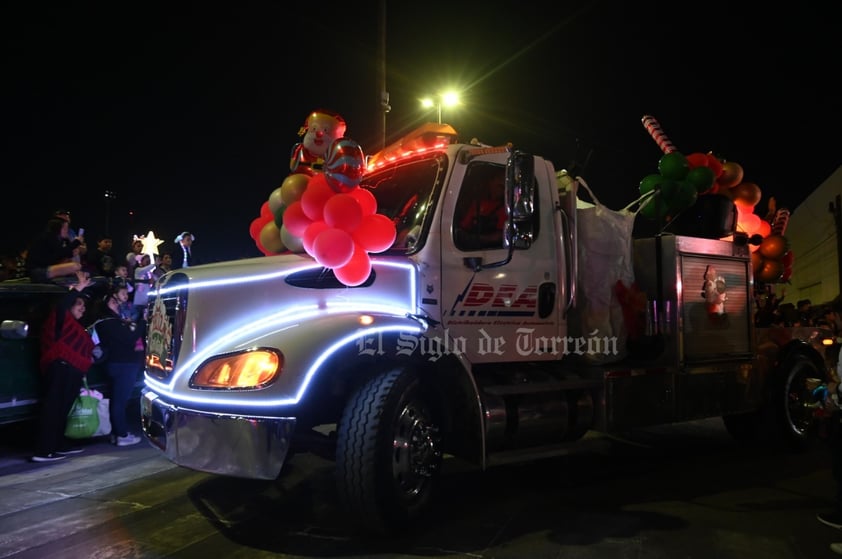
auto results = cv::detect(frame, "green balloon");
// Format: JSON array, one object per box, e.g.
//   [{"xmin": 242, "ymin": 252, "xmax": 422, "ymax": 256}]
[
  {"xmin": 659, "ymin": 179, "xmax": 679, "ymax": 200},
  {"xmin": 638, "ymin": 174, "xmax": 663, "ymax": 219},
  {"xmin": 639, "ymin": 173, "xmax": 664, "ymax": 195},
  {"xmin": 685, "ymin": 166, "xmax": 716, "ymax": 194},
  {"xmin": 639, "ymin": 192, "xmax": 662, "ymax": 220},
  {"xmin": 658, "ymin": 152, "xmax": 689, "ymax": 181},
  {"xmin": 667, "ymin": 181, "xmax": 698, "ymax": 214}
]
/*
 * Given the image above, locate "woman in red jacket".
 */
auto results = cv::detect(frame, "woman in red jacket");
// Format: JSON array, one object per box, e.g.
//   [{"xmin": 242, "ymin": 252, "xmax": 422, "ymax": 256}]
[{"xmin": 32, "ymin": 272, "xmax": 95, "ymax": 462}]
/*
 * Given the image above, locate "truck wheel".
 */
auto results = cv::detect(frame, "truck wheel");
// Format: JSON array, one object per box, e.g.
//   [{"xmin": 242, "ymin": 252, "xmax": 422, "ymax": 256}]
[
  {"xmin": 335, "ymin": 367, "xmax": 443, "ymax": 535},
  {"xmin": 769, "ymin": 353, "xmax": 825, "ymax": 451}
]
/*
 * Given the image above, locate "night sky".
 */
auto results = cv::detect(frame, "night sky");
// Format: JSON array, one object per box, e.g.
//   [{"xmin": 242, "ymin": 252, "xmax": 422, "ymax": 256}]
[{"xmin": 2, "ymin": 1, "xmax": 839, "ymax": 262}]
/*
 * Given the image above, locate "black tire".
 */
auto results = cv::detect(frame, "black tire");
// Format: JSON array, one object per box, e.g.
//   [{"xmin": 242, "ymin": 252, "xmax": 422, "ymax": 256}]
[
  {"xmin": 335, "ymin": 367, "xmax": 443, "ymax": 536},
  {"xmin": 769, "ymin": 353, "xmax": 826, "ymax": 451}
]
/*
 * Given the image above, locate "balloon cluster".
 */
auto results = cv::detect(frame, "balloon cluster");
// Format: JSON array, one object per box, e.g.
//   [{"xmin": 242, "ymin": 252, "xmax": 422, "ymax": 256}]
[
  {"xmin": 715, "ymin": 162, "xmax": 793, "ymax": 284},
  {"xmin": 637, "ymin": 151, "xmax": 722, "ymax": 220},
  {"xmin": 637, "ymin": 115, "xmax": 793, "ymax": 284},
  {"xmin": 751, "ymin": 230, "xmax": 792, "ymax": 283},
  {"xmin": 248, "ymin": 109, "xmax": 397, "ymax": 286}
]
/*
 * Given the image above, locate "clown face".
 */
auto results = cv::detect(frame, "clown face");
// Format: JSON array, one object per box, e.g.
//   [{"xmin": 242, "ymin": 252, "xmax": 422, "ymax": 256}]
[{"xmin": 301, "ymin": 112, "xmax": 347, "ymax": 159}]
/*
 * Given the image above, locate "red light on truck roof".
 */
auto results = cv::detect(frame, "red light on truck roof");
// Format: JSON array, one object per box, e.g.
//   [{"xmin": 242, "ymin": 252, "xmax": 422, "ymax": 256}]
[{"xmin": 366, "ymin": 122, "xmax": 458, "ymax": 172}]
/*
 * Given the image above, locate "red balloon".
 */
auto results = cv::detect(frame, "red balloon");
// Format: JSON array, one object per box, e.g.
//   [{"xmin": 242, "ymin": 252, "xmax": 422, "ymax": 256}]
[
  {"xmin": 757, "ymin": 259, "xmax": 784, "ymax": 283},
  {"xmin": 736, "ymin": 211, "xmax": 761, "ymax": 236},
  {"xmin": 282, "ymin": 201, "xmax": 312, "ymax": 237},
  {"xmin": 686, "ymin": 152, "xmax": 709, "ymax": 169},
  {"xmin": 781, "ymin": 266, "xmax": 793, "ymax": 282},
  {"xmin": 759, "ymin": 234, "xmax": 790, "ymax": 259},
  {"xmin": 249, "ymin": 216, "xmax": 266, "ymax": 241},
  {"xmin": 334, "ymin": 243, "xmax": 372, "ymax": 287},
  {"xmin": 353, "ymin": 213, "xmax": 397, "ymax": 253},
  {"xmin": 260, "ymin": 201, "xmax": 273, "ymax": 219},
  {"xmin": 781, "ymin": 250, "xmax": 794, "ymax": 267},
  {"xmin": 302, "ymin": 220, "xmax": 330, "ymax": 256},
  {"xmin": 348, "ymin": 187, "xmax": 377, "ymax": 215},
  {"xmin": 301, "ymin": 173, "xmax": 335, "ymax": 221},
  {"xmin": 323, "ymin": 193, "xmax": 363, "ymax": 232},
  {"xmin": 253, "ymin": 228, "xmax": 272, "ymax": 256},
  {"xmin": 751, "ymin": 252, "xmax": 764, "ymax": 275},
  {"xmin": 705, "ymin": 154, "xmax": 723, "ymax": 178},
  {"xmin": 312, "ymin": 228, "xmax": 354, "ymax": 268}
]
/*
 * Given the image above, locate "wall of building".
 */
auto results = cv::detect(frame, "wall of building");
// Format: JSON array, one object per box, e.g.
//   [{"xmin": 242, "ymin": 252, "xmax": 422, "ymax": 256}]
[{"xmin": 779, "ymin": 165, "xmax": 841, "ymax": 306}]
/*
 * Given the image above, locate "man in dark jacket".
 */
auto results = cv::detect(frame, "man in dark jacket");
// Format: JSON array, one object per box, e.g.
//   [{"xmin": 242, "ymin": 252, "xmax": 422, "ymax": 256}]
[
  {"xmin": 95, "ymin": 291, "xmax": 147, "ymax": 446},
  {"xmin": 26, "ymin": 217, "xmax": 84, "ymax": 284},
  {"xmin": 85, "ymin": 236, "xmax": 115, "ymax": 279},
  {"xmin": 172, "ymin": 231, "xmax": 196, "ymax": 269}
]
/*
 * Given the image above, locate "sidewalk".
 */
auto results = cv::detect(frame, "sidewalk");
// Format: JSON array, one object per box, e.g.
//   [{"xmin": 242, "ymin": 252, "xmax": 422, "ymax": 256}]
[{"xmin": 0, "ymin": 400, "xmax": 158, "ymax": 477}]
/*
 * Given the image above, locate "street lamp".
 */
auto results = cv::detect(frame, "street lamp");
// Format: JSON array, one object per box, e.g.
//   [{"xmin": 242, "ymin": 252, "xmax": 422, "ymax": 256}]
[
  {"xmin": 420, "ymin": 91, "xmax": 460, "ymax": 124},
  {"xmin": 104, "ymin": 189, "xmax": 116, "ymax": 237}
]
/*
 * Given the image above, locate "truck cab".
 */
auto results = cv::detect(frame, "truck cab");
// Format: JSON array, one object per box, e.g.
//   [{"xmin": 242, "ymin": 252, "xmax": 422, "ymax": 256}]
[{"xmin": 140, "ymin": 125, "xmax": 835, "ymax": 535}]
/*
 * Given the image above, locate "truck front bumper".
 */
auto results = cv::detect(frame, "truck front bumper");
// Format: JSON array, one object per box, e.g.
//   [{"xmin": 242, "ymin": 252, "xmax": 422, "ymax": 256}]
[{"xmin": 140, "ymin": 389, "xmax": 295, "ymax": 480}]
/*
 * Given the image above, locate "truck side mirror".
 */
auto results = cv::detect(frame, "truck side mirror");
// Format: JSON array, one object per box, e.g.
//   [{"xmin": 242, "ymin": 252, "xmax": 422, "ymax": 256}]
[
  {"xmin": 508, "ymin": 151, "xmax": 535, "ymax": 249},
  {"xmin": 509, "ymin": 151, "xmax": 534, "ymax": 220}
]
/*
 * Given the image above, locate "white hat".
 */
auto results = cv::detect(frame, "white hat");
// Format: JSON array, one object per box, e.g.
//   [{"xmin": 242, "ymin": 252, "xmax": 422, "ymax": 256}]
[{"xmin": 174, "ymin": 231, "xmax": 194, "ymax": 242}]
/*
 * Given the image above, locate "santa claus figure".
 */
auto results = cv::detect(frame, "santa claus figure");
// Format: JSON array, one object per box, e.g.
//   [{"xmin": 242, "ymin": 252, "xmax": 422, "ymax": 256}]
[{"xmin": 701, "ymin": 265, "xmax": 727, "ymax": 316}]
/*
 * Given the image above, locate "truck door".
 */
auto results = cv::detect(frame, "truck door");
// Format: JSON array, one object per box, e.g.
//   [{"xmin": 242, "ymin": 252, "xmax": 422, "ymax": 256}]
[{"xmin": 439, "ymin": 156, "xmax": 563, "ymax": 363}]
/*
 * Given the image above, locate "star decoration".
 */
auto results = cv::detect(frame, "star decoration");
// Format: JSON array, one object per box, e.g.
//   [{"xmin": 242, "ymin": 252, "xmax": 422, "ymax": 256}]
[{"xmin": 141, "ymin": 230, "xmax": 164, "ymax": 256}]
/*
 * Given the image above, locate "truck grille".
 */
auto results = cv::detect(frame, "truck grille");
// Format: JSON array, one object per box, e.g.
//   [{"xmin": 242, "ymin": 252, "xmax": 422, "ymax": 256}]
[{"xmin": 145, "ymin": 273, "xmax": 189, "ymax": 381}]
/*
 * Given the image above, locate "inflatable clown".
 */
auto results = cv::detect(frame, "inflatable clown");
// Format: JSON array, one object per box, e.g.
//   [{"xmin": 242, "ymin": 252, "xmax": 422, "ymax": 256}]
[{"xmin": 290, "ymin": 109, "xmax": 347, "ymax": 175}]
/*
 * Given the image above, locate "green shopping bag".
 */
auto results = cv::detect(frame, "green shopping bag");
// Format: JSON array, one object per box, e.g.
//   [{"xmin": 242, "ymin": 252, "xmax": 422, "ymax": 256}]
[{"xmin": 65, "ymin": 378, "xmax": 101, "ymax": 439}]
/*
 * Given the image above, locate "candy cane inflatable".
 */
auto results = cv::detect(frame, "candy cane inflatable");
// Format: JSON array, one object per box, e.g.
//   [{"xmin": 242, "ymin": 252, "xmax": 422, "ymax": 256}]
[{"xmin": 641, "ymin": 115, "xmax": 677, "ymax": 154}]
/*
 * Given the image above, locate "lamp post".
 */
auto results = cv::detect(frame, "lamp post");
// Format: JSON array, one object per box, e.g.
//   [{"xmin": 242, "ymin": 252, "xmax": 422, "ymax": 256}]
[
  {"xmin": 377, "ymin": 0, "xmax": 389, "ymax": 150},
  {"xmin": 104, "ymin": 189, "xmax": 116, "ymax": 237},
  {"xmin": 420, "ymin": 91, "xmax": 460, "ymax": 124}
]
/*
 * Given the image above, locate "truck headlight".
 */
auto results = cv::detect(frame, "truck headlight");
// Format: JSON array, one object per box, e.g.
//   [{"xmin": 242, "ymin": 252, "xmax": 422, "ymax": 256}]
[{"xmin": 189, "ymin": 348, "xmax": 283, "ymax": 389}]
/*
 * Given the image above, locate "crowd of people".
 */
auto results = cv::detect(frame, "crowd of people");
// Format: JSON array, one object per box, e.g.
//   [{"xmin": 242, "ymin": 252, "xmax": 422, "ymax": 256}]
[
  {"xmin": 0, "ymin": 209, "xmax": 197, "ymax": 285},
  {"xmin": 0, "ymin": 209, "xmax": 201, "ymax": 463},
  {"xmin": 755, "ymin": 286, "xmax": 840, "ymax": 330}
]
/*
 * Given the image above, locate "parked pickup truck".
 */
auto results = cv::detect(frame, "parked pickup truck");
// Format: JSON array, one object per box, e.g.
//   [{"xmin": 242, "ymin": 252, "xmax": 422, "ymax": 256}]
[{"xmin": 0, "ymin": 279, "xmax": 141, "ymax": 425}]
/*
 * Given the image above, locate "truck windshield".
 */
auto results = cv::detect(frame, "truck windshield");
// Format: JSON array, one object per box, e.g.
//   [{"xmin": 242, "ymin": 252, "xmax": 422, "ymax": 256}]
[{"xmin": 359, "ymin": 154, "xmax": 445, "ymax": 252}]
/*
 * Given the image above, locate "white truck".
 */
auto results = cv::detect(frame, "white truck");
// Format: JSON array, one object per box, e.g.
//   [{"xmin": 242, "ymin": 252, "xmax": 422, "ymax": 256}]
[{"xmin": 140, "ymin": 124, "xmax": 835, "ymax": 535}]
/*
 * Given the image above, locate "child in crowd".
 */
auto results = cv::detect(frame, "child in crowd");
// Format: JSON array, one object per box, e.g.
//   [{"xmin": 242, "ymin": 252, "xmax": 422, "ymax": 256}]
[
  {"xmin": 132, "ymin": 253, "xmax": 158, "ymax": 322},
  {"xmin": 111, "ymin": 262, "xmax": 134, "ymax": 301},
  {"xmin": 111, "ymin": 283, "xmax": 133, "ymax": 322}
]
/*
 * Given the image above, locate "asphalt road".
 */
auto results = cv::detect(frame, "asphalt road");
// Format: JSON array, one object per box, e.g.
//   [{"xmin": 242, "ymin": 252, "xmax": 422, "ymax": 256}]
[{"xmin": 0, "ymin": 409, "xmax": 840, "ymax": 558}]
